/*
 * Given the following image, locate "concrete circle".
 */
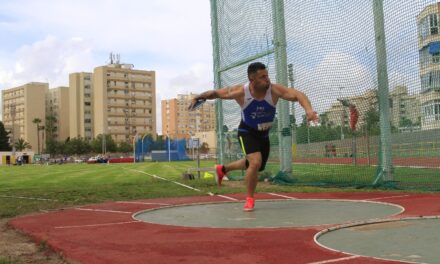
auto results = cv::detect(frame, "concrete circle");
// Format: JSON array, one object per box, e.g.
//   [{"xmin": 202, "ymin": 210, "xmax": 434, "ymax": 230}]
[
  {"xmin": 317, "ymin": 218, "xmax": 440, "ymax": 263},
  {"xmin": 133, "ymin": 199, "xmax": 402, "ymax": 228}
]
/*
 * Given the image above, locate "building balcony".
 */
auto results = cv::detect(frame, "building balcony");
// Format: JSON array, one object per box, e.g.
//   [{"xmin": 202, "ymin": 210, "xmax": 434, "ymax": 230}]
[
  {"xmin": 107, "ymin": 102, "xmax": 153, "ymax": 109},
  {"xmin": 106, "ymin": 84, "xmax": 153, "ymax": 92}
]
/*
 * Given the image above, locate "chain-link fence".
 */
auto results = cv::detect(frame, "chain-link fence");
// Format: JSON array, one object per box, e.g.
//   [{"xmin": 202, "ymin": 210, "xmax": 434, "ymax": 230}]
[{"xmin": 210, "ymin": 0, "xmax": 440, "ymax": 190}]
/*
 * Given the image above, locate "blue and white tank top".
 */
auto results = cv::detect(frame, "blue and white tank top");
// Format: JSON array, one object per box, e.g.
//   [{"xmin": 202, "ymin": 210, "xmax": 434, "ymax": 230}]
[{"xmin": 240, "ymin": 82, "xmax": 276, "ymax": 132}]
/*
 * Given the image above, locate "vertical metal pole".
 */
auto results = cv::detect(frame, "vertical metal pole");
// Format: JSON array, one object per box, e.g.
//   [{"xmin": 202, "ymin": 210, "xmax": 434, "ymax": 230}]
[
  {"xmin": 373, "ymin": 0, "xmax": 393, "ymax": 181},
  {"xmin": 272, "ymin": 0, "xmax": 292, "ymax": 174},
  {"xmin": 287, "ymin": 64, "xmax": 297, "ymax": 160},
  {"xmin": 10, "ymin": 103, "xmax": 16, "ymax": 155},
  {"xmin": 339, "ymin": 87, "xmax": 345, "ymax": 140},
  {"xmin": 168, "ymin": 137, "xmax": 171, "ymax": 162},
  {"xmin": 133, "ymin": 135, "xmax": 136, "ymax": 164},
  {"xmin": 352, "ymin": 135, "xmax": 357, "ymax": 165},
  {"xmin": 196, "ymin": 138, "xmax": 201, "ymax": 179},
  {"xmin": 210, "ymin": 0, "xmax": 224, "ymax": 165}
]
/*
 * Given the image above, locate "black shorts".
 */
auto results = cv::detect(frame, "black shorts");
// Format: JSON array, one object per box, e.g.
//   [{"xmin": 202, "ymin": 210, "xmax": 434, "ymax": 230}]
[{"xmin": 237, "ymin": 131, "xmax": 270, "ymax": 172}]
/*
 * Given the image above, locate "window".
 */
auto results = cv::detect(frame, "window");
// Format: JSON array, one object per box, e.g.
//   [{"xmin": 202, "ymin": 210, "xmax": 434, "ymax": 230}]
[
  {"xmin": 422, "ymin": 99, "xmax": 440, "ymax": 123},
  {"xmin": 85, "ymin": 102, "xmax": 91, "ymax": 106},
  {"xmin": 419, "ymin": 18, "xmax": 429, "ymax": 40},
  {"xmin": 421, "ymin": 71, "xmax": 440, "ymax": 93},
  {"xmin": 430, "ymin": 14, "xmax": 438, "ymax": 35},
  {"xmin": 433, "ymin": 52, "xmax": 440, "ymax": 63}
]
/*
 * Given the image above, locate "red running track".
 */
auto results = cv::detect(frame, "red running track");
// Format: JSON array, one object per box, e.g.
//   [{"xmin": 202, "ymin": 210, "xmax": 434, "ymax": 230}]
[{"xmin": 9, "ymin": 192, "xmax": 440, "ymax": 264}]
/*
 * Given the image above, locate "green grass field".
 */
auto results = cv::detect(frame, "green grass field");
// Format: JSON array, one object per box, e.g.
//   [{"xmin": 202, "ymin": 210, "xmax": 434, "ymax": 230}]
[{"xmin": 1, "ymin": 161, "xmax": 439, "ymax": 218}]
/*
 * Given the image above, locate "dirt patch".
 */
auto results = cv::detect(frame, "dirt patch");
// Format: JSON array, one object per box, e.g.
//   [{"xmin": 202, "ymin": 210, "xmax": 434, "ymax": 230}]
[{"xmin": 0, "ymin": 219, "xmax": 68, "ymax": 264}]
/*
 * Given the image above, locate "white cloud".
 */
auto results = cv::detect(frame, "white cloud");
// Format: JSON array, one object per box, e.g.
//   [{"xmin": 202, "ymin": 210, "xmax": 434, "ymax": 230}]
[
  {"xmin": 0, "ymin": 0, "xmax": 213, "ymax": 131},
  {"xmin": 294, "ymin": 51, "xmax": 374, "ymax": 116},
  {"xmin": 0, "ymin": 35, "xmax": 96, "ymax": 88},
  {"xmin": 155, "ymin": 62, "xmax": 213, "ymax": 133}
]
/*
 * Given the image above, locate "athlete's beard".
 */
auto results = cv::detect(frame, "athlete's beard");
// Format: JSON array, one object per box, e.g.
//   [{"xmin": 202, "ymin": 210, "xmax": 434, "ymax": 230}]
[{"xmin": 254, "ymin": 82, "xmax": 270, "ymax": 92}]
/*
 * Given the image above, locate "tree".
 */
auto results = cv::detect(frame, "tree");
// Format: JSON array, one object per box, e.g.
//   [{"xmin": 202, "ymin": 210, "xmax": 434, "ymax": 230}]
[
  {"xmin": 117, "ymin": 141, "xmax": 133, "ymax": 153},
  {"xmin": 362, "ymin": 108, "xmax": 380, "ymax": 136},
  {"xmin": 362, "ymin": 108, "xmax": 380, "ymax": 166},
  {"xmin": 0, "ymin": 121, "xmax": 11, "ymax": 151},
  {"xmin": 319, "ymin": 113, "xmax": 330, "ymax": 127},
  {"xmin": 64, "ymin": 137, "xmax": 91, "ymax": 155},
  {"xmin": 45, "ymin": 140, "xmax": 61, "ymax": 156},
  {"xmin": 200, "ymin": 142, "xmax": 209, "ymax": 154},
  {"xmin": 45, "ymin": 114, "xmax": 58, "ymax": 156},
  {"xmin": 32, "ymin": 118, "xmax": 42, "ymax": 154},
  {"xmin": 91, "ymin": 134, "xmax": 116, "ymax": 153},
  {"xmin": 14, "ymin": 138, "xmax": 31, "ymax": 151}
]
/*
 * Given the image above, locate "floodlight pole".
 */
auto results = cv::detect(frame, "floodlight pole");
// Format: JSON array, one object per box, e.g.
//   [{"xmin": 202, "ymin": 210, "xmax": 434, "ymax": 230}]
[
  {"xmin": 272, "ymin": 0, "xmax": 292, "ymax": 174},
  {"xmin": 339, "ymin": 87, "xmax": 345, "ymax": 140},
  {"xmin": 373, "ymin": 0, "xmax": 393, "ymax": 182},
  {"xmin": 210, "ymin": 0, "xmax": 225, "ymax": 165},
  {"xmin": 10, "ymin": 103, "xmax": 16, "ymax": 155},
  {"xmin": 288, "ymin": 64, "xmax": 297, "ymax": 159}
]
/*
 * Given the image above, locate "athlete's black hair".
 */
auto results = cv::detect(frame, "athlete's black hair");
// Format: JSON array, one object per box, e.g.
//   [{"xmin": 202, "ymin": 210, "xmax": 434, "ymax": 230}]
[{"xmin": 247, "ymin": 62, "xmax": 266, "ymax": 78}]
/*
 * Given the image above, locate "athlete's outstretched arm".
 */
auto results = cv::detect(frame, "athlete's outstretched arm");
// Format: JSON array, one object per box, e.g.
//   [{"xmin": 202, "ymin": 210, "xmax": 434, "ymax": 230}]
[
  {"xmin": 272, "ymin": 84, "xmax": 318, "ymax": 123},
  {"xmin": 188, "ymin": 85, "xmax": 244, "ymax": 109}
]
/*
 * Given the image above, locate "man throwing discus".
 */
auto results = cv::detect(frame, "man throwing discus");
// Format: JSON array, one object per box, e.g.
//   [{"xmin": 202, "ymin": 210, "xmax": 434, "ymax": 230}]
[{"xmin": 188, "ymin": 62, "xmax": 318, "ymax": 211}]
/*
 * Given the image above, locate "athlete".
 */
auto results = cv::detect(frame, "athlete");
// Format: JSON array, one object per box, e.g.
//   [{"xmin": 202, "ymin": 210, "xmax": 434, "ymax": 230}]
[{"xmin": 188, "ymin": 62, "xmax": 318, "ymax": 211}]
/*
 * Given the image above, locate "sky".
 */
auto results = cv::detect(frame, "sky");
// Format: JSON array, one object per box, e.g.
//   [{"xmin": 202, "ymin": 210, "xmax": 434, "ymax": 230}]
[
  {"xmin": 0, "ymin": 0, "xmax": 214, "ymax": 133},
  {"xmin": 0, "ymin": 0, "xmax": 437, "ymax": 133}
]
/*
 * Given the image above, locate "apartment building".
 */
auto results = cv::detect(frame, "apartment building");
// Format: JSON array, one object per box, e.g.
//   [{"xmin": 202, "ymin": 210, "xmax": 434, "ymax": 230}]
[
  {"xmin": 389, "ymin": 86, "xmax": 421, "ymax": 131},
  {"xmin": 46, "ymin": 86, "xmax": 70, "ymax": 141},
  {"xmin": 69, "ymin": 72, "xmax": 93, "ymax": 141},
  {"xmin": 93, "ymin": 63, "xmax": 156, "ymax": 143},
  {"xmin": 326, "ymin": 89, "xmax": 377, "ymax": 130},
  {"xmin": 1, "ymin": 82, "xmax": 48, "ymax": 151},
  {"xmin": 325, "ymin": 87, "xmax": 421, "ymax": 132},
  {"xmin": 161, "ymin": 93, "xmax": 216, "ymax": 139},
  {"xmin": 417, "ymin": 3, "xmax": 440, "ymax": 130}
]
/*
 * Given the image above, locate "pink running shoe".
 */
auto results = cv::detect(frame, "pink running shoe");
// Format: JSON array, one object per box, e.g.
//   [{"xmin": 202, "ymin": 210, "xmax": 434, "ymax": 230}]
[
  {"xmin": 243, "ymin": 197, "xmax": 255, "ymax": 211},
  {"xmin": 215, "ymin": 164, "xmax": 226, "ymax": 186}
]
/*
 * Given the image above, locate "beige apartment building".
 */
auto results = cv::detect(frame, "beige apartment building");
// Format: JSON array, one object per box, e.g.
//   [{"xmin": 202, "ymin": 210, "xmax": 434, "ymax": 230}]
[
  {"xmin": 69, "ymin": 72, "xmax": 93, "ymax": 141},
  {"xmin": 2, "ymin": 82, "xmax": 48, "ymax": 152},
  {"xmin": 46, "ymin": 86, "xmax": 70, "ymax": 141},
  {"xmin": 161, "ymin": 93, "xmax": 216, "ymax": 139},
  {"xmin": 93, "ymin": 64, "xmax": 156, "ymax": 143},
  {"xmin": 326, "ymin": 89, "xmax": 377, "ymax": 131},
  {"xmin": 389, "ymin": 86, "xmax": 421, "ymax": 131},
  {"xmin": 417, "ymin": 3, "xmax": 440, "ymax": 130},
  {"xmin": 326, "ymin": 87, "xmax": 421, "ymax": 132}
]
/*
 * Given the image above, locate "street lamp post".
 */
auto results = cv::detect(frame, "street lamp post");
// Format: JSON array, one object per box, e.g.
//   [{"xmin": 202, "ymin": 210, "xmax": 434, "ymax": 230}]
[
  {"xmin": 10, "ymin": 104, "xmax": 16, "ymax": 155},
  {"xmin": 287, "ymin": 64, "xmax": 297, "ymax": 152},
  {"xmin": 339, "ymin": 87, "xmax": 345, "ymax": 140},
  {"xmin": 141, "ymin": 134, "xmax": 148, "ymax": 162}
]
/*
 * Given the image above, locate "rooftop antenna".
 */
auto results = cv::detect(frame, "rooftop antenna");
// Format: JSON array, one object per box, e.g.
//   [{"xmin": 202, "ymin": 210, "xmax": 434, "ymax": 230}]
[{"xmin": 109, "ymin": 52, "xmax": 114, "ymax": 64}]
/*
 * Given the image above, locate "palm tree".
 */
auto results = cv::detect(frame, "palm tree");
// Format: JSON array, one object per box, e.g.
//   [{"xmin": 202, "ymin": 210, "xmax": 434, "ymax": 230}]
[
  {"xmin": 32, "ymin": 118, "xmax": 42, "ymax": 154},
  {"xmin": 14, "ymin": 138, "xmax": 31, "ymax": 151}
]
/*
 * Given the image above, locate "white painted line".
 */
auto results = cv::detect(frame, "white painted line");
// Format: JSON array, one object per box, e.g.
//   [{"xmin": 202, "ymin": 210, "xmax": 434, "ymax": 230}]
[
  {"xmin": 365, "ymin": 194, "xmax": 410, "ymax": 201},
  {"xmin": 75, "ymin": 208, "xmax": 132, "ymax": 214},
  {"xmin": 0, "ymin": 195, "xmax": 58, "ymax": 201},
  {"xmin": 126, "ymin": 168, "xmax": 238, "ymax": 201},
  {"xmin": 127, "ymin": 169, "xmax": 203, "ymax": 193},
  {"xmin": 55, "ymin": 221, "xmax": 139, "ymax": 229},
  {"xmin": 216, "ymin": 194, "xmax": 238, "ymax": 201},
  {"xmin": 307, "ymin": 255, "xmax": 360, "ymax": 264},
  {"xmin": 312, "ymin": 216, "xmax": 439, "ymax": 264},
  {"xmin": 266, "ymin": 193, "xmax": 297, "ymax": 199},
  {"xmin": 116, "ymin": 201, "xmax": 171, "ymax": 206}
]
